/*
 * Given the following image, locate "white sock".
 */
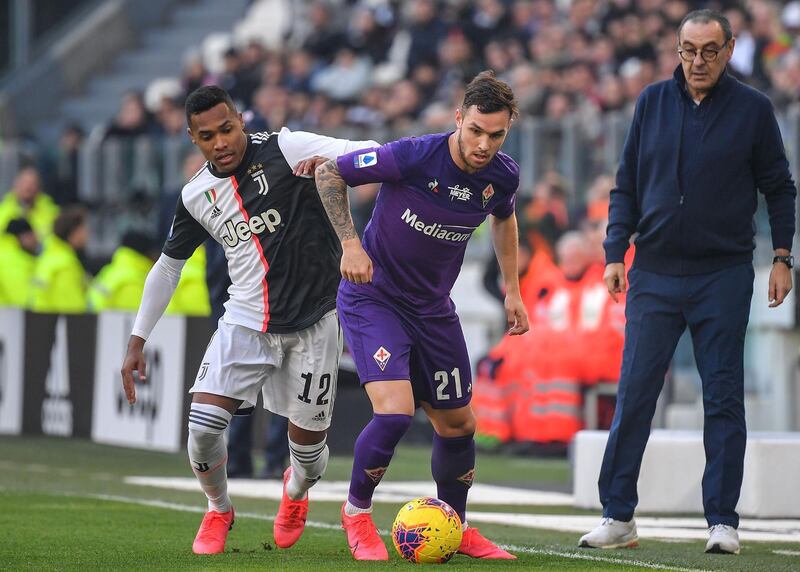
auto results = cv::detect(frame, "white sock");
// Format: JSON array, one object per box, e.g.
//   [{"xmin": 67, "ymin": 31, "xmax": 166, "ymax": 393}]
[
  {"xmin": 344, "ymin": 501, "xmax": 373, "ymax": 516},
  {"xmin": 187, "ymin": 403, "xmax": 233, "ymax": 513},
  {"xmin": 287, "ymin": 436, "xmax": 329, "ymax": 500}
]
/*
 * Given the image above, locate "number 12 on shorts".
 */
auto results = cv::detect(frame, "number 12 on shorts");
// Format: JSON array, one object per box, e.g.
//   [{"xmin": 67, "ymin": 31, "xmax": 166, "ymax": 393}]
[
  {"xmin": 434, "ymin": 368, "xmax": 468, "ymax": 401},
  {"xmin": 298, "ymin": 372, "xmax": 331, "ymax": 405}
]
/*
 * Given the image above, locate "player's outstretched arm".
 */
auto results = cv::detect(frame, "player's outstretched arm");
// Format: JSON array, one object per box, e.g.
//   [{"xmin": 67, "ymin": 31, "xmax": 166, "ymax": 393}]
[
  {"xmin": 315, "ymin": 159, "xmax": 373, "ymax": 284},
  {"xmin": 119, "ymin": 254, "xmax": 186, "ymax": 403},
  {"xmin": 491, "ymin": 213, "xmax": 530, "ymax": 336}
]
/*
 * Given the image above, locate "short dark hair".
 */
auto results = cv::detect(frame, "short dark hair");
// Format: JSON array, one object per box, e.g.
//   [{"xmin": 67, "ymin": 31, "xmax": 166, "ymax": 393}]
[
  {"xmin": 185, "ymin": 85, "xmax": 237, "ymax": 126},
  {"xmin": 120, "ymin": 230, "xmax": 157, "ymax": 256},
  {"xmin": 678, "ymin": 9, "xmax": 733, "ymax": 44},
  {"xmin": 462, "ymin": 70, "xmax": 519, "ymax": 121},
  {"xmin": 53, "ymin": 206, "xmax": 87, "ymax": 242},
  {"xmin": 5, "ymin": 217, "xmax": 33, "ymax": 236}
]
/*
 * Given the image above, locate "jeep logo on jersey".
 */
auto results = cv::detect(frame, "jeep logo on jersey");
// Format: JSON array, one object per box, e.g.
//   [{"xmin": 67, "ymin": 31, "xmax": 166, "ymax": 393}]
[{"xmin": 221, "ymin": 209, "xmax": 282, "ymax": 247}]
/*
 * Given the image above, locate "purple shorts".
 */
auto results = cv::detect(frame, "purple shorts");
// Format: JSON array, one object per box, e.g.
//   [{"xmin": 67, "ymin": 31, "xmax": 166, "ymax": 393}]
[{"xmin": 337, "ymin": 284, "xmax": 472, "ymax": 409}]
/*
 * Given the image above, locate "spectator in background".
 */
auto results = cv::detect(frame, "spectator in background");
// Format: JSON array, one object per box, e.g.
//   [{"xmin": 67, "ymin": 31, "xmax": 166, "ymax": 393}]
[
  {"xmin": 216, "ymin": 47, "xmax": 259, "ymax": 110},
  {"xmin": 301, "ymin": 1, "xmax": 347, "ymax": 63},
  {"xmin": 580, "ymin": 10, "xmax": 796, "ymax": 555},
  {"xmin": 284, "ymin": 49, "xmax": 317, "ymax": 94},
  {"xmin": 347, "ymin": 3, "xmax": 396, "ymax": 63},
  {"xmin": 156, "ymin": 97, "xmax": 189, "ymax": 137},
  {"xmin": 50, "ymin": 123, "xmax": 84, "ymax": 206},
  {"xmin": 89, "ymin": 231, "xmax": 159, "ymax": 312},
  {"xmin": 463, "ymin": 0, "xmax": 510, "ymax": 53},
  {"xmin": 0, "ymin": 218, "xmax": 40, "ymax": 307},
  {"xmin": 525, "ymin": 171, "xmax": 570, "ymax": 239},
  {"xmin": 311, "ymin": 47, "xmax": 373, "ymax": 102},
  {"xmin": 104, "ymin": 91, "xmax": 156, "ymax": 140},
  {"xmin": 726, "ymin": 5, "xmax": 756, "ymax": 78},
  {"xmin": 0, "ymin": 166, "xmax": 59, "ymax": 240},
  {"xmin": 250, "ymin": 85, "xmax": 289, "ymax": 132},
  {"xmin": 770, "ymin": 48, "xmax": 800, "ymax": 107},
  {"xmin": 30, "ymin": 206, "xmax": 89, "ymax": 313},
  {"xmin": 405, "ymin": 0, "xmax": 449, "ymax": 73},
  {"xmin": 381, "ymin": 79, "xmax": 422, "ymax": 129},
  {"xmin": 182, "ymin": 53, "xmax": 213, "ymax": 95}
]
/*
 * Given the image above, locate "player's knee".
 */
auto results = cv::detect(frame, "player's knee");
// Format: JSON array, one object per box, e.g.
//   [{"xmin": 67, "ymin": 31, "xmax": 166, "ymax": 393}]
[
  {"xmin": 437, "ymin": 415, "xmax": 476, "ymax": 437},
  {"xmin": 375, "ymin": 412, "xmax": 414, "ymax": 435}
]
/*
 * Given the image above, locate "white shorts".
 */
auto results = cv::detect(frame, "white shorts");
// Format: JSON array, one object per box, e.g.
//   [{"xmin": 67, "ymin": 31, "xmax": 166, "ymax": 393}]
[{"xmin": 190, "ymin": 310, "xmax": 342, "ymax": 431}]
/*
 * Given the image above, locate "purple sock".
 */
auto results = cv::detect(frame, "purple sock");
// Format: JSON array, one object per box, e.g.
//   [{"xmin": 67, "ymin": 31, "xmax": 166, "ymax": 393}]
[
  {"xmin": 431, "ymin": 433, "xmax": 475, "ymax": 523},
  {"xmin": 348, "ymin": 413, "xmax": 413, "ymax": 508}
]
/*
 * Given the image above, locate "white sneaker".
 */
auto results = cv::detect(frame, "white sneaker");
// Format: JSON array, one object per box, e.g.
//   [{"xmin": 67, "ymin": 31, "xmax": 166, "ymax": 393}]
[
  {"xmin": 579, "ymin": 517, "xmax": 639, "ymax": 549},
  {"xmin": 705, "ymin": 524, "xmax": 740, "ymax": 555}
]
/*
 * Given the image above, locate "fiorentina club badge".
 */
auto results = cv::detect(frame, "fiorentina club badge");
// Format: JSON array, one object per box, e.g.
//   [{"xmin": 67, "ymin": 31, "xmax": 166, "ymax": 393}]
[
  {"xmin": 373, "ymin": 346, "xmax": 391, "ymax": 371},
  {"xmin": 364, "ymin": 466, "xmax": 388, "ymax": 484},
  {"xmin": 457, "ymin": 468, "xmax": 475, "ymax": 487},
  {"xmin": 481, "ymin": 184, "xmax": 495, "ymax": 208}
]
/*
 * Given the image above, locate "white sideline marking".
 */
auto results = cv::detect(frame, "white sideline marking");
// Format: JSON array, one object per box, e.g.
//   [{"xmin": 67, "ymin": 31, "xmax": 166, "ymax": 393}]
[
  {"xmin": 468, "ymin": 512, "xmax": 800, "ymax": 543},
  {"xmin": 773, "ymin": 549, "xmax": 800, "ymax": 556},
  {"xmin": 503, "ymin": 544, "xmax": 710, "ymax": 572},
  {"xmin": 125, "ymin": 476, "xmax": 574, "ymax": 506},
  {"xmin": 123, "ymin": 477, "xmax": 800, "ymax": 543},
  {"xmin": 84, "ymin": 494, "xmax": 706, "ymax": 572}
]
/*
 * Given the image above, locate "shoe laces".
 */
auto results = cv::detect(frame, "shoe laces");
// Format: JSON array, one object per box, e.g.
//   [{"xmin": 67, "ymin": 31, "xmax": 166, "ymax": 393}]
[
  {"xmin": 600, "ymin": 517, "xmax": 615, "ymax": 526},
  {"xmin": 352, "ymin": 514, "xmax": 379, "ymax": 542},
  {"xmin": 462, "ymin": 527, "xmax": 482, "ymax": 544},
  {"xmin": 709, "ymin": 524, "xmax": 732, "ymax": 534},
  {"xmin": 282, "ymin": 501, "xmax": 306, "ymax": 527},
  {"xmin": 199, "ymin": 511, "xmax": 230, "ymax": 537}
]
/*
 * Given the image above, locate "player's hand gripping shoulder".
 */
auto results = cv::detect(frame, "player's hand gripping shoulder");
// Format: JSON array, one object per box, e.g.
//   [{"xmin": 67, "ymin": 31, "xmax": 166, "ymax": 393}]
[
  {"xmin": 120, "ymin": 335, "xmax": 147, "ymax": 404},
  {"xmin": 293, "ymin": 155, "xmax": 329, "ymax": 178},
  {"xmin": 315, "ymin": 159, "xmax": 374, "ymax": 284},
  {"xmin": 505, "ymin": 293, "xmax": 530, "ymax": 335}
]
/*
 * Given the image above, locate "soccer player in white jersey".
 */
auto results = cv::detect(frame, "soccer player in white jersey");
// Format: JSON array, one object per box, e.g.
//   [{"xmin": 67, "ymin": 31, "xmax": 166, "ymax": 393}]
[{"xmin": 120, "ymin": 85, "xmax": 377, "ymax": 554}]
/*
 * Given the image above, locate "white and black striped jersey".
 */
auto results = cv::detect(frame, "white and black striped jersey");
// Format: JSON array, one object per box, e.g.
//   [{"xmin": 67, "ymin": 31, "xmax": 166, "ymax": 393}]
[{"xmin": 163, "ymin": 128, "xmax": 377, "ymax": 334}]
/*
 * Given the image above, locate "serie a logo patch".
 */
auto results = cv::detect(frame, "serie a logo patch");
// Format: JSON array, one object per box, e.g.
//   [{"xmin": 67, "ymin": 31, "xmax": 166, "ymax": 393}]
[{"xmin": 354, "ymin": 151, "xmax": 378, "ymax": 169}]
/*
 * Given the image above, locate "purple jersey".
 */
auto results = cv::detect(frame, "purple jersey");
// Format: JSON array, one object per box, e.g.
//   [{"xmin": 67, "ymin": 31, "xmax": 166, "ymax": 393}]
[{"xmin": 336, "ymin": 132, "xmax": 519, "ymax": 311}]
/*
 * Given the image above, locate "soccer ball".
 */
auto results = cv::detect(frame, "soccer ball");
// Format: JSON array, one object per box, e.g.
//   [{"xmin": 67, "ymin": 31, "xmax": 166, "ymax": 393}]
[{"xmin": 391, "ymin": 497, "xmax": 463, "ymax": 564}]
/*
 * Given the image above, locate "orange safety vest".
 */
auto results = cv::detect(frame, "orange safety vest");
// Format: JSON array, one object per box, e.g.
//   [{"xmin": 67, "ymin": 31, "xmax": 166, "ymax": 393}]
[{"xmin": 472, "ymin": 336, "xmax": 520, "ymax": 443}]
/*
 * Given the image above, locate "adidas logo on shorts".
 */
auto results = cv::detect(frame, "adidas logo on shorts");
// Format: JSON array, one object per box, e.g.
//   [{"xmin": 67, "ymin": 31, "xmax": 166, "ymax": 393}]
[{"xmin": 311, "ymin": 410, "xmax": 326, "ymax": 422}]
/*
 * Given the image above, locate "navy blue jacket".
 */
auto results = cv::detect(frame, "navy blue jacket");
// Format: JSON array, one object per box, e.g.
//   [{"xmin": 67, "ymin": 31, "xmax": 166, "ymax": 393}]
[{"xmin": 604, "ymin": 66, "xmax": 796, "ymax": 275}]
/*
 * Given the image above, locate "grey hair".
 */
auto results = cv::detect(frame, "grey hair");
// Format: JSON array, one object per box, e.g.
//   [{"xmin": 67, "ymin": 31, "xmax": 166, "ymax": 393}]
[{"xmin": 678, "ymin": 9, "xmax": 733, "ymax": 43}]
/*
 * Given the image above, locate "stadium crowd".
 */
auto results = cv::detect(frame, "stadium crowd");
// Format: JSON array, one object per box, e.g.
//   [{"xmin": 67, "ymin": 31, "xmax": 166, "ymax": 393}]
[{"xmin": 2, "ymin": 0, "xmax": 800, "ymax": 448}]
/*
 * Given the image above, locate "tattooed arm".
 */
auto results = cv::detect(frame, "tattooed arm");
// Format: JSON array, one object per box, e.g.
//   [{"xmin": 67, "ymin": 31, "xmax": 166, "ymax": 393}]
[{"xmin": 315, "ymin": 159, "xmax": 373, "ymax": 284}]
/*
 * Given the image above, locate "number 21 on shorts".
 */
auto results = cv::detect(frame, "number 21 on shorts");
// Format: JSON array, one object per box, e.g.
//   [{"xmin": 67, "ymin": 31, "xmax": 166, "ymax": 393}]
[{"xmin": 434, "ymin": 368, "xmax": 469, "ymax": 401}]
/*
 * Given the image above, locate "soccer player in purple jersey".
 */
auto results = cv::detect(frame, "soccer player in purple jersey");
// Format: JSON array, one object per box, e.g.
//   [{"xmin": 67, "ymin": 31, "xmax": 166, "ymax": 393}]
[{"xmin": 315, "ymin": 71, "xmax": 530, "ymax": 561}]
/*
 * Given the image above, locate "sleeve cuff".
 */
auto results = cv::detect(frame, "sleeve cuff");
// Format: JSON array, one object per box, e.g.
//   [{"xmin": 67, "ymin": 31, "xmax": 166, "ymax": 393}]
[
  {"xmin": 604, "ymin": 242, "xmax": 629, "ymax": 264},
  {"xmin": 772, "ymin": 234, "xmax": 794, "ymax": 252}
]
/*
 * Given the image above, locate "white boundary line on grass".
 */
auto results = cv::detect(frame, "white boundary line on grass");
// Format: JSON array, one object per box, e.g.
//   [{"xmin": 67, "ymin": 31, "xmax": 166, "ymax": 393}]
[
  {"xmin": 87, "ymin": 493, "xmax": 708, "ymax": 572},
  {"xmin": 503, "ymin": 545, "xmax": 711, "ymax": 572}
]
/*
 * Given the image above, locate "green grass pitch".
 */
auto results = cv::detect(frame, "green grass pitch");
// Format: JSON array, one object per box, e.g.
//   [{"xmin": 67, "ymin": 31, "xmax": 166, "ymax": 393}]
[{"xmin": 1, "ymin": 436, "xmax": 798, "ymax": 571}]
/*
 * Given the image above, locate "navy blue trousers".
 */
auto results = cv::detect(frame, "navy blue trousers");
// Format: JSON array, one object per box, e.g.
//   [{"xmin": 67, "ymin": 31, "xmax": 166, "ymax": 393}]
[
  {"xmin": 598, "ymin": 264, "xmax": 753, "ymax": 527},
  {"xmin": 227, "ymin": 413, "xmax": 289, "ymax": 476}
]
